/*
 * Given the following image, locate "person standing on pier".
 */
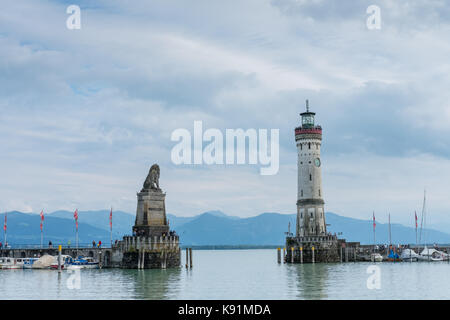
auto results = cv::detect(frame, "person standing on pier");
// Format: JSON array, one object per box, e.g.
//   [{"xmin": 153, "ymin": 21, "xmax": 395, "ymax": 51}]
[
  {"xmin": 98, "ymin": 240, "xmax": 102, "ymax": 248},
  {"xmin": 92, "ymin": 240, "xmax": 96, "ymax": 248},
  {"xmin": 48, "ymin": 240, "xmax": 52, "ymax": 248}
]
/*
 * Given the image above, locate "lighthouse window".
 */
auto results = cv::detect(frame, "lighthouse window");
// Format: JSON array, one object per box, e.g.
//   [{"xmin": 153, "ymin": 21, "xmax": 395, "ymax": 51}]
[
  {"xmin": 301, "ymin": 190, "xmax": 303, "ymax": 197},
  {"xmin": 319, "ymin": 189, "xmax": 321, "ymax": 196},
  {"xmin": 308, "ymin": 143, "xmax": 311, "ymax": 149},
  {"xmin": 309, "ymin": 174, "xmax": 312, "ymax": 181},
  {"xmin": 300, "ymin": 144, "xmax": 302, "ymax": 150}
]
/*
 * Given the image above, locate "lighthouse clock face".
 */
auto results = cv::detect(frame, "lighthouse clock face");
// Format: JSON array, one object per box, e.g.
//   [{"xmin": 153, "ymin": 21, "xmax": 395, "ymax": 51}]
[{"xmin": 314, "ymin": 158, "xmax": 321, "ymax": 167}]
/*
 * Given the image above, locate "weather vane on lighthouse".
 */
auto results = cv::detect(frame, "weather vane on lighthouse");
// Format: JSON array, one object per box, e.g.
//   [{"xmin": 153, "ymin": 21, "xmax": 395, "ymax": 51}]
[{"xmin": 306, "ymin": 99, "xmax": 309, "ymax": 112}]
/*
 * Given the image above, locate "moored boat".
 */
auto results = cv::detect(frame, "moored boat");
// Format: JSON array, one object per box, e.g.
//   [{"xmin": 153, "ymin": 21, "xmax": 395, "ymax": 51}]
[
  {"xmin": 67, "ymin": 256, "xmax": 99, "ymax": 269},
  {"xmin": 418, "ymin": 247, "xmax": 445, "ymax": 262},
  {"xmin": 370, "ymin": 253, "xmax": 383, "ymax": 262},
  {"xmin": 400, "ymin": 248, "xmax": 419, "ymax": 261},
  {"xmin": 23, "ymin": 258, "xmax": 39, "ymax": 269},
  {"xmin": 49, "ymin": 255, "xmax": 74, "ymax": 270},
  {"xmin": 0, "ymin": 257, "xmax": 22, "ymax": 269}
]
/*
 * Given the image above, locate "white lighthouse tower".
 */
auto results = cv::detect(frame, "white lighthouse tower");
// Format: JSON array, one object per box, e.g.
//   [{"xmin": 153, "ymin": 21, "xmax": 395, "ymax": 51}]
[{"xmin": 295, "ymin": 100, "xmax": 327, "ymax": 237}]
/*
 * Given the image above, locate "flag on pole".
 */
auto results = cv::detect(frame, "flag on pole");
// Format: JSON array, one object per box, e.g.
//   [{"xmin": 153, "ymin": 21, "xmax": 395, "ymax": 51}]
[
  {"xmin": 40, "ymin": 210, "xmax": 44, "ymax": 231},
  {"xmin": 74, "ymin": 209, "xmax": 78, "ymax": 230},
  {"xmin": 3, "ymin": 212, "xmax": 6, "ymax": 231},
  {"xmin": 415, "ymin": 211, "xmax": 418, "ymax": 229},
  {"xmin": 373, "ymin": 212, "xmax": 376, "ymax": 230},
  {"xmin": 109, "ymin": 208, "xmax": 112, "ymax": 230}
]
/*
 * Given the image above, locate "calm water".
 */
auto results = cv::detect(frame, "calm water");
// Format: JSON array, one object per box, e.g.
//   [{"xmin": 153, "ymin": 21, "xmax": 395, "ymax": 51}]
[{"xmin": 1, "ymin": 249, "xmax": 450, "ymax": 299}]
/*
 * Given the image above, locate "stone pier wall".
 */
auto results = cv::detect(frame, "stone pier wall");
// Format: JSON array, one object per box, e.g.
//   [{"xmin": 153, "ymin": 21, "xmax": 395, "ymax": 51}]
[{"xmin": 285, "ymin": 236, "xmax": 358, "ymax": 263}]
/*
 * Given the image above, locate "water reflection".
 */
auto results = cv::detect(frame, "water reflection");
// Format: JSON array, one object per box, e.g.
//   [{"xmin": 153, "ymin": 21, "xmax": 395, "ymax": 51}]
[
  {"xmin": 125, "ymin": 267, "xmax": 182, "ymax": 299},
  {"xmin": 287, "ymin": 263, "xmax": 331, "ymax": 299}
]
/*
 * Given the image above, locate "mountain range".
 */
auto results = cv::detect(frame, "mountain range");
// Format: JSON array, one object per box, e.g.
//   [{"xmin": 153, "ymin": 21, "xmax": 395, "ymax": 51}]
[{"xmin": 1, "ymin": 210, "xmax": 450, "ymax": 246}]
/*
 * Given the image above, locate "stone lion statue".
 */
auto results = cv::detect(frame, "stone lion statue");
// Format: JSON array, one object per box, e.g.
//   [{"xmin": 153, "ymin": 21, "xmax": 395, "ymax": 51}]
[{"xmin": 142, "ymin": 164, "xmax": 160, "ymax": 190}]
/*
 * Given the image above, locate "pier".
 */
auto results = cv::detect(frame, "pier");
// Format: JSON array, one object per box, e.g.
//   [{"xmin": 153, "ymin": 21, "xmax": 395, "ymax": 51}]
[{"xmin": 1, "ymin": 234, "xmax": 181, "ymax": 268}]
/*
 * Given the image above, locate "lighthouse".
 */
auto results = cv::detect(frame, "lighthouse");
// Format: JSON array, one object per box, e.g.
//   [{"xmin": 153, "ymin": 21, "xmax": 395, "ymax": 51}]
[
  {"xmin": 295, "ymin": 100, "xmax": 327, "ymax": 237},
  {"xmin": 284, "ymin": 100, "xmax": 347, "ymax": 263}
]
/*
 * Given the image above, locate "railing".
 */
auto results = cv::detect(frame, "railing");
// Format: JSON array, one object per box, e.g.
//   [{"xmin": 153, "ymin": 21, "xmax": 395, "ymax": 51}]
[{"xmin": 0, "ymin": 243, "xmax": 114, "ymax": 249}]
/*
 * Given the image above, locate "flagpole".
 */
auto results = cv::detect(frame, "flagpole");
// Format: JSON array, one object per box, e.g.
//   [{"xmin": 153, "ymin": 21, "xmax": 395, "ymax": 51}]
[
  {"xmin": 373, "ymin": 211, "xmax": 376, "ymax": 254},
  {"xmin": 4, "ymin": 211, "xmax": 6, "ymax": 248},
  {"xmin": 415, "ymin": 211, "xmax": 418, "ymax": 246},
  {"xmin": 110, "ymin": 207, "xmax": 113, "ymax": 248}
]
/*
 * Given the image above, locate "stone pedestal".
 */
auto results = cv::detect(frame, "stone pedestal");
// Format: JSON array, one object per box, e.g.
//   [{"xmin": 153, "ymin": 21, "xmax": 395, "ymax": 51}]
[
  {"xmin": 285, "ymin": 235, "xmax": 347, "ymax": 263},
  {"xmin": 133, "ymin": 189, "xmax": 169, "ymax": 237}
]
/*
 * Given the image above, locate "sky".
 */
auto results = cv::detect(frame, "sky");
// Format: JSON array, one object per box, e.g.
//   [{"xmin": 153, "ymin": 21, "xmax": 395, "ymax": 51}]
[{"xmin": 0, "ymin": 0, "xmax": 449, "ymax": 231}]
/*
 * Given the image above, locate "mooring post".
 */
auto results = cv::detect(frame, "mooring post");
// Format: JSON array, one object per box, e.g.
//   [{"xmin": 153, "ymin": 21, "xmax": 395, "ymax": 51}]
[
  {"xmin": 300, "ymin": 246, "xmax": 303, "ymax": 264},
  {"xmin": 291, "ymin": 247, "xmax": 294, "ymax": 263},
  {"xmin": 137, "ymin": 249, "xmax": 141, "ymax": 269},
  {"xmin": 283, "ymin": 248, "xmax": 286, "ymax": 263},
  {"xmin": 189, "ymin": 248, "xmax": 193, "ymax": 269},
  {"xmin": 354, "ymin": 247, "xmax": 356, "ymax": 262},
  {"xmin": 185, "ymin": 248, "xmax": 189, "ymax": 268},
  {"xmin": 345, "ymin": 247, "xmax": 348, "ymax": 262},
  {"xmin": 277, "ymin": 248, "xmax": 281, "ymax": 264},
  {"xmin": 58, "ymin": 245, "xmax": 62, "ymax": 273},
  {"xmin": 340, "ymin": 246, "xmax": 343, "ymax": 263},
  {"xmin": 312, "ymin": 246, "xmax": 315, "ymax": 263}
]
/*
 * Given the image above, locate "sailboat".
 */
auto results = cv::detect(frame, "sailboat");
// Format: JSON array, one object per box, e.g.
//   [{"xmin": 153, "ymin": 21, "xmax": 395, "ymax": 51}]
[
  {"xmin": 384, "ymin": 213, "xmax": 402, "ymax": 262},
  {"xmin": 417, "ymin": 190, "xmax": 447, "ymax": 262}
]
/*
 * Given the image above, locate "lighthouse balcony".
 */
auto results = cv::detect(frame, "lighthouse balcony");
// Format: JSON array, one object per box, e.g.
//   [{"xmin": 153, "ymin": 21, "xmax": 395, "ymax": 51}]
[{"xmin": 294, "ymin": 126, "xmax": 322, "ymax": 135}]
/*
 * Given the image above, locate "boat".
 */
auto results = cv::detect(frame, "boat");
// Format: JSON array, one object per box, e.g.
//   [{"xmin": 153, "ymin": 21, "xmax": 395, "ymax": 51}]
[
  {"xmin": 386, "ymin": 247, "xmax": 401, "ymax": 262},
  {"xmin": 370, "ymin": 253, "xmax": 383, "ymax": 262},
  {"xmin": 400, "ymin": 248, "xmax": 419, "ymax": 261},
  {"xmin": 32, "ymin": 254, "xmax": 56, "ymax": 269},
  {"xmin": 418, "ymin": 247, "xmax": 445, "ymax": 261},
  {"xmin": 23, "ymin": 258, "xmax": 39, "ymax": 269},
  {"xmin": 0, "ymin": 257, "xmax": 22, "ymax": 269},
  {"xmin": 67, "ymin": 256, "xmax": 99, "ymax": 269},
  {"xmin": 49, "ymin": 255, "xmax": 74, "ymax": 270}
]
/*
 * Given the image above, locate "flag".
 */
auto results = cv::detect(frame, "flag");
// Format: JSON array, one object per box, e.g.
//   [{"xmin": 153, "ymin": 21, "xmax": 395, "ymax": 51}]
[
  {"xmin": 74, "ymin": 209, "xmax": 78, "ymax": 231},
  {"xmin": 3, "ymin": 212, "xmax": 6, "ymax": 232},
  {"xmin": 373, "ymin": 212, "xmax": 376, "ymax": 229},
  {"xmin": 109, "ymin": 208, "xmax": 112, "ymax": 230},
  {"xmin": 40, "ymin": 210, "xmax": 44, "ymax": 231},
  {"xmin": 415, "ymin": 211, "xmax": 418, "ymax": 229}
]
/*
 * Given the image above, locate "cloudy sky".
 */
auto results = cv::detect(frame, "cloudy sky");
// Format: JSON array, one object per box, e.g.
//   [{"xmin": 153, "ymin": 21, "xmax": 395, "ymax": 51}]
[{"xmin": 1, "ymin": 0, "xmax": 449, "ymax": 230}]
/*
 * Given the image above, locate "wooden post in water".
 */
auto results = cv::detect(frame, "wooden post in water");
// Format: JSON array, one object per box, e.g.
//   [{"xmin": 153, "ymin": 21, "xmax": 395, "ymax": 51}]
[
  {"xmin": 58, "ymin": 245, "xmax": 62, "ymax": 273},
  {"xmin": 185, "ymin": 248, "xmax": 189, "ymax": 268},
  {"xmin": 312, "ymin": 246, "xmax": 315, "ymax": 263},
  {"xmin": 340, "ymin": 246, "xmax": 343, "ymax": 263},
  {"xmin": 291, "ymin": 247, "xmax": 294, "ymax": 263},
  {"xmin": 283, "ymin": 248, "xmax": 286, "ymax": 263},
  {"xmin": 345, "ymin": 247, "xmax": 348, "ymax": 262},
  {"xmin": 189, "ymin": 248, "xmax": 193, "ymax": 269},
  {"xmin": 300, "ymin": 247, "xmax": 303, "ymax": 264},
  {"xmin": 354, "ymin": 247, "xmax": 356, "ymax": 262},
  {"xmin": 277, "ymin": 248, "xmax": 281, "ymax": 264}
]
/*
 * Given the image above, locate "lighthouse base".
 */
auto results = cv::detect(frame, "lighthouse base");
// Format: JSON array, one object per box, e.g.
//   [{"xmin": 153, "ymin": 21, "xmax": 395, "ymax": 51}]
[{"xmin": 285, "ymin": 235, "xmax": 346, "ymax": 263}]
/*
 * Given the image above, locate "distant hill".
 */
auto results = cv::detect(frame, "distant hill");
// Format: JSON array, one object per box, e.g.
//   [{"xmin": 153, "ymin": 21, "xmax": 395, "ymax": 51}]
[
  {"xmin": 2, "ymin": 210, "xmax": 450, "ymax": 247},
  {"xmin": 48, "ymin": 209, "xmax": 135, "ymax": 239},
  {"xmin": 0, "ymin": 212, "xmax": 112, "ymax": 246}
]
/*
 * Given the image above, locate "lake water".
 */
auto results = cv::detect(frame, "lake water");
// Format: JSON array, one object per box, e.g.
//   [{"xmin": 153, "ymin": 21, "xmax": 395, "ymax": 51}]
[{"xmin": 1, "ymin": 249, "xmax": 450, "ymax": 299}]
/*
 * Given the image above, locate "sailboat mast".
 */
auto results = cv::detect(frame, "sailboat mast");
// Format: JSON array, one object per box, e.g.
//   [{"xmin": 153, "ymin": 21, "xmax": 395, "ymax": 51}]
[
  {"xmin": 419, "ymin": 189, "xmax": 426, "ymax": 245},
  {"xmin": 388, "ymin": 213, "xmax": 392, "ymax": 246}
]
